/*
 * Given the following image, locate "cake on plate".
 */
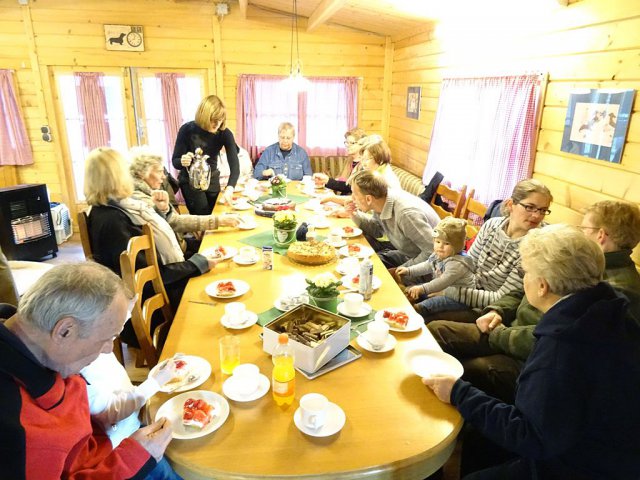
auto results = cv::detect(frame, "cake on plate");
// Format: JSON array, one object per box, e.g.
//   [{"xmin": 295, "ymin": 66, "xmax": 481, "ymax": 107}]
[
  {"xmin": 183, "ymin": 398, "xmax": 215, "ymax": 429},
  {"xmin": 287, "ymin": 240, "xmax": 336, "ymax": 265},
  {"xmin": 262, "ymin": 198, "xmax": 295, "ymax": 211},
  {"xmin": 216, "ymin": 281, "xmax": 237, "ymax": 297},
  {"xmin": 382, "ymin": 310, "xmax": 409, "ymax": 330}
]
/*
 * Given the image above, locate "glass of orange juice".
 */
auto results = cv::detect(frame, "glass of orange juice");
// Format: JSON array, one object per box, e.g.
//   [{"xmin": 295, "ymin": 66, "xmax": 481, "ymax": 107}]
[{"xmin": 219, "ymin": 335, "xmax": 240, "ymax": 375}]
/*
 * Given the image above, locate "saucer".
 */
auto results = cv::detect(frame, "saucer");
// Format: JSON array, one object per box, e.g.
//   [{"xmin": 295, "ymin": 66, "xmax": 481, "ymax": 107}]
[
  {"xmin": 232, "ymin": 203, "xmax": 252, "ymax": 211},
  {"xmin": 233, "ymin": 254, "xmax": 259, "ymax": 265},
  {"xmin": 222, "ymin": 373, "xmax": 270, "ymax": 402},
  {"xmin": 238, "ymin": 221, "xmax": 257, "ymax": 230},
  {"xmin": 325, "ymin": 239, "xmax": 347, "ymax": 248},
  {"xmin": 294, "ymin": 402, "xmax": 346, "ymax": 437},
  {"xmin": 356, "ymin": 332, "xmax": 397, "ymax": 353},
  {"xmin": 309, "ymin": 219, "xmax": 330, "ymax": 229},
  {"xmin": 221, "ymin": 311, "xmax": 258, "ymax": 329},
  {"xmin": 336, "ymin": 302, "xmax": 372, "ymax": 318}
]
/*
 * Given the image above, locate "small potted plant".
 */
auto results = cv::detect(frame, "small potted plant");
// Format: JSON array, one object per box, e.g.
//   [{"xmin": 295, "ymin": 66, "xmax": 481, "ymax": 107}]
[
  {"xmin": 305, "ymin": 272, "xmax": 342, "ymax": 313},
  {"xmin": 272, "ymin": 211, "xmax": 298, "ymax": 246},
  {"xmin": 270, "ymin": 174, "xmax": 287, "ymax": 198}
]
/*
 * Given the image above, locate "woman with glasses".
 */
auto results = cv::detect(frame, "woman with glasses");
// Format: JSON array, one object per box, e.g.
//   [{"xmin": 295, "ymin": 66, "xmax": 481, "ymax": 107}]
[
  {"xmin": 418, "ymin": 178, "xmax": 553, "ymax": 321},
  {"xmin": 313, "ymin": 127, "xmax": 367, "ymax": 195}
]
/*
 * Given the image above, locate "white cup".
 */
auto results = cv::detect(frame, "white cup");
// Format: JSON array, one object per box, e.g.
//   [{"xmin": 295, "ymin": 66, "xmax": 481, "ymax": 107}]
[
  {"xmin": 367, "ymin": 320, "xmax": 389, "ymax": 348},
  {"xmin": 299, "ymin": 393, "xmax": 329, "ymax": 430},
  {"xmin": 225, "ymin": 302, "xmax": 246, "ymax": 326},
  {"xmin": 239, "ymin": 246, "xmax": 257, "ymax": 261},
  {"xmin": 328, "ymin": 230, "xmax": 342, "ymax": 245},
  {"xmin": 343, "ymin": 292, "xmax": 363, "ymax": 315},
  {"xmin": 232, "ymin": 363, "xmax": 260, "ymax": 396}
]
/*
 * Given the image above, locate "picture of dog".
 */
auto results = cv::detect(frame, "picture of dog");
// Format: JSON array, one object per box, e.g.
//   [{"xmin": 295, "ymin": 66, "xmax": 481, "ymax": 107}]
[{"xmin": 108, "ymin": 33, "xmax": 126, "ymax": 45}]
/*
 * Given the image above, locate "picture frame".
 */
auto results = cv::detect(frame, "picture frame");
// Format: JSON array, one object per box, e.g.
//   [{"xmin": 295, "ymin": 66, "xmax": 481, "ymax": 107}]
[
  {"xmin": 560, "ymin": 89, "xmax": 635, "ymax": 164},
  {"xmin": 406, "ymin": 86, "xmax": 421, "ymax": 119},
  {"xmin": 104, "ymin": 25, "xmax": 145, "ymax": 52}
]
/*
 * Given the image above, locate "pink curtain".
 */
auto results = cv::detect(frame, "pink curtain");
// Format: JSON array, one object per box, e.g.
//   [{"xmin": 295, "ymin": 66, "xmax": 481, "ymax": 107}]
[
  {"xmin": 236, "ymin": 74, "xmax": 358, "ymax": 159},
  {"xmin": 423, "ymin": 74, "xmax": 541, "ymax": 205},
  {"xmin": 157, "ymin": 73, "xmax": 183, "ymax": 173},
  {"xmin": 0, "ymin": 70, "xmax": 34, "ymax": 166},
  {"xmin": 74, "ymin": 72, "xmax": 111, "ymax": 151}
]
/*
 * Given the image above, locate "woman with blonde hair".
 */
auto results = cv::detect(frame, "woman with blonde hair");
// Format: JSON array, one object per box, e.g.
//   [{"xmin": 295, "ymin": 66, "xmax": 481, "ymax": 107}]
[
  {"xmin": 314, "ymin": 127, "xmax": 367, "ymax": 195},
  {"xmin": 172, "ymin": 95, "xmax": 239, "ymax": 214},
  {"xmin": 85, "ymin": 147, "xmax": 219, "ymax": 318}
]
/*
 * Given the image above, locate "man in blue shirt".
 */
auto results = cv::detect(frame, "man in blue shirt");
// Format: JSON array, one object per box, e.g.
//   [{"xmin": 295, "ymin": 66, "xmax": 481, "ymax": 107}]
[{"xmin": 253, "ymin": 122, "xmax": 312, "ymax": 180}]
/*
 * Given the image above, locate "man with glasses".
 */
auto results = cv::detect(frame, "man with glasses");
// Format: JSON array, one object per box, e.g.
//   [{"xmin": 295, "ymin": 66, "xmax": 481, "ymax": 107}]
[{"xmin": 254, "ymin": 122, "xmax": 311, "ymax": 180}]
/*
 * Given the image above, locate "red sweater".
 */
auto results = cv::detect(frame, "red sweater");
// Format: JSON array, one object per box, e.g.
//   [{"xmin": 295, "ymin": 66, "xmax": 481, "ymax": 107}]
[{"xmin": 0, "ymin": 324, "xmax": 155, "ymax": 479}]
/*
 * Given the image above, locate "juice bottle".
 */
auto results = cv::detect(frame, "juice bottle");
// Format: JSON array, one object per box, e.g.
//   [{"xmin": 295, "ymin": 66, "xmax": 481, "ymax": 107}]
[{"xmin": 272, "ymin": 333, "xmax": 295, "ymax": 407}]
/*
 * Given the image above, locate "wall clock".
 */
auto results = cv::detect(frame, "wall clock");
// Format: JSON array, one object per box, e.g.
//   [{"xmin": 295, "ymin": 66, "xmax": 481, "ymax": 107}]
[{"xmin": 104, "ymin": 25, "xmax": 145, "ymax": 52}]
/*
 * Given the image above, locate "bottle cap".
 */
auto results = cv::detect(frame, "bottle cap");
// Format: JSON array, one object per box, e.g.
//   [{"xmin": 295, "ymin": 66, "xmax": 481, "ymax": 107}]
[{"xmin": 278, "ymin": 333, "xmax": 289, "ymax": 344}]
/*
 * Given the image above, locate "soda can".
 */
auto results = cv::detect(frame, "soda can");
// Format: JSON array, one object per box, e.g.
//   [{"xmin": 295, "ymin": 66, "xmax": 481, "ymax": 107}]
[{"xmin": 262, "ymin": 246, "xmax": 273, "ymax": 270}]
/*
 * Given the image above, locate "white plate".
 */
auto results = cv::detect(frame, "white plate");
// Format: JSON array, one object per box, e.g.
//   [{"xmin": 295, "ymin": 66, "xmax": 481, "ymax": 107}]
[
  {"xmin": 155, "ymin": 390, "xmax": 230, "ymax": 440},
  {"xmin": 222, "ymin": 373, "xmax": 270, "ymax": 402},
  {"xmin": 151, "ymin": 355, "xmax": 212, "ymax": 393},
  {"xmin": 309, "ymin": 218, "xmax": 330, "ymax": 229},
  {"xmin": 404, "ymin": 348, "xmax": 464, "ymax": 379},
  {"xmin": 356, "ymin": 332, "xmax": 396, "ymax": 353},
  {"xmin": 340, "ymin": 274, "xmax": 382, "ymax": 291},
  {"xmin": 238, "ymin": 220, "xmax": 257, "ymax": 230},
  {"xmin": 303, "ymin": 200, "xmax": 321, "ymax": 211},
  {"xmin": 340, "ymin": 227, "xmax": 362, "ymax": 238},
  {"xmin": 232, "ymin": 203, "xmax": 252, "ymax": 211},
  {"xmin": 335, "ymin": 260, "xmax": 360, "ymax": 276},
  {"xmin": 374, "ymin": 308, "xmax": 424, "ymax": 333},
  {"xmin": 233, "ymin": 254, "xmax": 259, "ymax": 265},
  {"xmin": 326, "ymin": 239, "xmax": 347, "ymax": 248},
  {"xmin": 201, "ymin": 246, "xmax": 237, "ymax": 261},
  {"xmin": 294, "ymin": 402, "xmax": 346, "ymax": 437},
  {"xmin": 221, "ymin": 311, "xmax": 258, "ymax": 329},
  {"xmin": 205, "ymin": 279, "xmax": 250, "ymax": 299},
  {"xmin": 336, "ymin": 302, "xmax": 372, "ymax": 318},
  {"xmin": 338, "ymin": 244, "xmax": 374, "ymax": 259}
]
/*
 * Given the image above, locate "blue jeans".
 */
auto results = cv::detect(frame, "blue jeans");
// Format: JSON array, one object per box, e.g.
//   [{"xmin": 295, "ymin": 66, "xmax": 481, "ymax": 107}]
[
  {"xmin": 415, "ymin": 295, "xmax": 468, "ymax": 315},
  {"xmin": 145, "ymin": 457, "xmax": 183, "ymax": 480}
]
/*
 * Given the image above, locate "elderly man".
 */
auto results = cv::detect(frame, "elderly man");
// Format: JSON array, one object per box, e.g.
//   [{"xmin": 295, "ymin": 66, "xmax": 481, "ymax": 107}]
[
  {"xmin": 0, "ymin": 262, "xmax": 174, "ymax": 479},
  {"xmin": 349, "ymin": 170, "xmax": 440, "ymax": 270},
  {"xmin": 427, "ymin": 200, "xmax": 640, "ymax": 403},
  {"xmin": 253, "ymin": 122, "xmax": 312, "ymax": 180}
]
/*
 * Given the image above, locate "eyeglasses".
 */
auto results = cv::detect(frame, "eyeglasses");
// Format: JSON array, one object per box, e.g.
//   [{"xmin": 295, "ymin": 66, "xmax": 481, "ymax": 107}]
[
  {"xmin": 517, "ymin": 203, "xmax": 551, "ymax": 216},
  {"xmin": 577, "ymin": 225, "xmax": 600, "ymax": 231},
  {"xmin": 344, "ymin": 140, "xmax": 357, "ymax": 146}
]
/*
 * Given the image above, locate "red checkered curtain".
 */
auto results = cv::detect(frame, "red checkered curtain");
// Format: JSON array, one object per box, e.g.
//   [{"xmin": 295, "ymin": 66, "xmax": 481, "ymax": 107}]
[
  {"xmin": 0, "ymin": 70, "xmax": 33, "ymax": 166},
  {"xmin": 74, "ymin": 72, "xmax": 111, "ymax": 151},
  {"xmin": 423, "ymin": 74, "xmax": 541, "ymax": 205}
]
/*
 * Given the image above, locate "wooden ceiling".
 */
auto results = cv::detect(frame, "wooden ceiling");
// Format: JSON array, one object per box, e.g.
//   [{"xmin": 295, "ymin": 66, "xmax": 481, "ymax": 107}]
[{"xmin": 236, "ymin": 0, "xmax": 437, "ymax": 37}]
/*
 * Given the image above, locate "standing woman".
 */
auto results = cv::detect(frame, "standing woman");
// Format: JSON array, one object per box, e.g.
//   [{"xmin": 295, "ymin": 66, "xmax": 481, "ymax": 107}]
[{"xmin": 172, "ymin": 95, "xmax": 239, "ymax": 214}]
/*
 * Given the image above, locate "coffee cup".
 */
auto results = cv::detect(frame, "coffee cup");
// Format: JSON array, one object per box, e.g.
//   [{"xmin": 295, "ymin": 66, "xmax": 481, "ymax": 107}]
[
  {"xmin": 239, "ymin": 246, "xmax": 257, "ymax": 261},
  {"xmin": 232, "ymin": 363, "xmax": 260, "ymax": 396},
  {"xmin": 367, "ymin": 320, "xmax": 389, "ymax": 348},
  {"xmin": 343, "ymin": 292, "xmax": 363, "ymax": 315},
  {"xmin": 225, "ymin": 302, "xmax": 246, "ymax": 326},
  {"xmin": 299, "ymin": 393, "xmax": 329, "ymax": 430},
  {"xmin": 328, "ymin": 230, "xmax": 342, "ymax": 245}
]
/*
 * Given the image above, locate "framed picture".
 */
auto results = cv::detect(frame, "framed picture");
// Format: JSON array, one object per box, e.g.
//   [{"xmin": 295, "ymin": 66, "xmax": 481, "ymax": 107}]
[
  {"xmin": 104, "ymin": 25, "xmax": 145, "ymax": 52},
  {"xmin": 406, "ymin": 86, "xmax": 421, "ymax": 119},
  {"xmin": 560, "ymin": 89, "xmax": 635, "ymax": 164}
]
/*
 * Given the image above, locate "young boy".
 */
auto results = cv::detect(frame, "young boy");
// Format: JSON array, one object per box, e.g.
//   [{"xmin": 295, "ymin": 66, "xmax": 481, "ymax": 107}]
[{"xmin": 396, "ymin": 217, "xmax": 475, "ymax": 316}]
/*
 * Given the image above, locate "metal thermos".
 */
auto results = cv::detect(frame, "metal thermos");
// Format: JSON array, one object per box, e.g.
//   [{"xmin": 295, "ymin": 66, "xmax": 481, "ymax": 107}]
[{"xmin": 358, "ymin": 258, "xmax": 373, "ymax": 301}]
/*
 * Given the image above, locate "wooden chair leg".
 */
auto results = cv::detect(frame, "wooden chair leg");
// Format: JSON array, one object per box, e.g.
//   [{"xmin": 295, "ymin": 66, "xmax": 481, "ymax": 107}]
[{"xmin": 112, "ymin": 337, "xmax": 125, "ymax": 365}]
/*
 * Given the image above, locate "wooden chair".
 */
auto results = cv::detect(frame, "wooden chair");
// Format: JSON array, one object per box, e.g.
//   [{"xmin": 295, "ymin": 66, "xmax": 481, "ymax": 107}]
[
  {"xmin": 119, "ymin": 223, "xmax": 173, "ymax": 368},
  {"xmin": 78, "ymin": 210, "xmax": 125, "ymax": 364},
  {"xmin": 430, "ymin": 183, "xmax": 467, "ymax": 219},
  {"xmin": 460, "ymin": 189, "xmax": 488, "ymax": 239}
]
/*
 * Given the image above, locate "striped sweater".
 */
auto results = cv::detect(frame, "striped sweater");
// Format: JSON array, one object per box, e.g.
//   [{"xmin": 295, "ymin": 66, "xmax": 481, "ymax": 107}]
[{"xmin": 443, "ymin": 216, "xmax": 525, "ymax": 308}]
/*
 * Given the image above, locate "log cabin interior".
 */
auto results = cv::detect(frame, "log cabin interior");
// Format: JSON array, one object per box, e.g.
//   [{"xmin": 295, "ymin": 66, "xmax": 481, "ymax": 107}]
[{"xmin": 1, "ymin": 0, "xmax": 638, "ymax": 269}]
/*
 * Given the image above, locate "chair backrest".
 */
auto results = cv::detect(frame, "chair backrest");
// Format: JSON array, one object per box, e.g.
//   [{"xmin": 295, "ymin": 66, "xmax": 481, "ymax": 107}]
[
  {"xmin": 460, "ymin": 189, "xmax": 488, "ymax": 239},
  {"xmin": 430, "ymin": 183, "xmax": 467, "ymax": 219},
  {"xmin": 77, "ymin": 211, "xmax": 93, "ymax": 260},
  {"xmin": 119, "ymin": 223, "xmax": 173, "ymax": 368}
]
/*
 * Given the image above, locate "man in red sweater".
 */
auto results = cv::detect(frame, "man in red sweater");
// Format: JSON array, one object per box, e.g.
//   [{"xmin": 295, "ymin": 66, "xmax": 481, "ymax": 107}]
[{"xmin": 0, "ymin": 262, "xmax": 174, "ymax": 479}]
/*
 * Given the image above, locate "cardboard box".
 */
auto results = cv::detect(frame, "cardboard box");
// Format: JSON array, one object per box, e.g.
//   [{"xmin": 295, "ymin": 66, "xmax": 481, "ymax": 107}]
[{"xmin": 263, "ymin": 304, "xmax": 350, "ymax": 373}]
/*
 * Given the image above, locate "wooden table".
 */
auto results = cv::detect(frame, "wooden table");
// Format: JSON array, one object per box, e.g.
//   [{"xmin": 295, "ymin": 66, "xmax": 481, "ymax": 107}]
[{"xmin": 149, "ymin": 183, "xmax": 462, "ymax": 480}]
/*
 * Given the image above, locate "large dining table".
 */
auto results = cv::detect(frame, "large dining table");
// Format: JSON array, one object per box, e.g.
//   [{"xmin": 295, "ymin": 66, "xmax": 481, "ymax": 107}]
[{"xmin": 148, "ymin": 181, "xmax": 463, "ymax": 480}]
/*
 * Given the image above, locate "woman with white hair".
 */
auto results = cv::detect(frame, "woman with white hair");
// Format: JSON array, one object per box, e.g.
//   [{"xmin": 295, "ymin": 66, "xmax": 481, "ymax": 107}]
[
  {"xmin": 129, "ymin": 146, "xmax": 239, "ymax": 256},
  {"xmin": 423, "ymin": 224, "xmax": 640, "ymax": 479}
]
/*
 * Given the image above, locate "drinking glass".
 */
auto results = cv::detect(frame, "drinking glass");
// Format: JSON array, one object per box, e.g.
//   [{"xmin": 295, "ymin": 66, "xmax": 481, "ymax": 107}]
[{"xmin": 219, "ymin": 335, "xmax": 240, "ymax": 375}]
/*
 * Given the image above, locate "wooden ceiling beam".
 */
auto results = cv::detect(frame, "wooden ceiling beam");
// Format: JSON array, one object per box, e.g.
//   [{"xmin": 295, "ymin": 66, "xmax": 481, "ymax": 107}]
[
  {"xmin": 238, "ymin": 0, "xmax": 248, "ymax": 18},
  {"xmin": 307, "ymin": 0, "xmax": 345, "ymax": 32}
]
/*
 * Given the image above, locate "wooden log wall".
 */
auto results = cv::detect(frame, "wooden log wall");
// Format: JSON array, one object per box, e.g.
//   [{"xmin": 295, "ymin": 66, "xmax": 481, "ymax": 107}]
[
  {"xmin": 0, "ymin": 0, "xmax": 386, "ymax": 217},
  {"xmin": 389, "ymin": 0, "xmax": 640, "ymax": 266}
]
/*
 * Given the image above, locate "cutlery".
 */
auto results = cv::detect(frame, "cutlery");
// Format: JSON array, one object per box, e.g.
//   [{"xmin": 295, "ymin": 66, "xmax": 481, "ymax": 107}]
[
  {"xmin": 189, "ymin": 300, "xmax": 217, "ymax": 307},
  {"xmin": 167, "ymin": 373, "xmax": 199, "ymax": 393},
  {"xmin": 358, "ymin": 332, "xmax": 382, "ymax": 351},
  {"xmin": 350, "ymin": 318, "xmax": 375, "ymax": 332}
]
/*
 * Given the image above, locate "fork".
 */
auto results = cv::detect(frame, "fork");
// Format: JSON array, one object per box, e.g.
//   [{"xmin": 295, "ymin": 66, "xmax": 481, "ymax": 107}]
[{"xmin": 167, "ymin": 374, "xmax": 199, "ymax": 393}]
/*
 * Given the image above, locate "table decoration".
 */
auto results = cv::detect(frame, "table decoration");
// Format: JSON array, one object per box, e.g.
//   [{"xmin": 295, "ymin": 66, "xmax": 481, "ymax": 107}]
[
  {"xmin": 270, "ymin": 174, "xmax": 288, "ymax": 198},
  {"xmin": 306, "ymin": 272, "xmax": 342, "ymax": 313},
  {"xmin": 272, "ymin": 211, "xmax": 297, "ymax": 247}
]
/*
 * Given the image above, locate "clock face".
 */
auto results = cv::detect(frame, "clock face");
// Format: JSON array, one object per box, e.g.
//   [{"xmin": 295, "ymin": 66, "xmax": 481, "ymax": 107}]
[{"xmin": 127, "ymin": 31, "xmax": 143, "ymax": 47}]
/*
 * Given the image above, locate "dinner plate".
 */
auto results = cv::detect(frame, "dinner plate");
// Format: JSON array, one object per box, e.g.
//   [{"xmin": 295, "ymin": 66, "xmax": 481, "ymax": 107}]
[
  {"xmin": 221, "ymin": 311, "xmax": 258, "ymax": 329},
  {"xmin": 150, "ymin": 355, "xmax": 212, "ymax": 393},
  {"xmin": 338, "ymin": 244, "xmax": 374, "ymax": 259},
  {"xmin": 340, "ymin": 274, "xmax": 382, "ymax": 291},
  {"xmin": 325, "ymin": 239, "xmax": 347, "ymax": 248},
  {"xmin": 237, "ymin": 219, "xmax": 257, "ymax": 230},
  {"xmin": 374, "ymin": 308, "xmax": 424, "ymax": 332},
  {"xmin": 335, "ymin": 259, "xmax": 360, "ymax": 276},
  {"xmin": 205, "ymin": 279, "xmax": 250, "ymax": 299},
  {"xmin": 294, "ymin": 402, "xmax": 346, "ymax": 437},
  {"xmin": 356, "ymin": 332, "xmax": 396, "ymax": 353},
  {"xmin": 232, "ymin": 202, "xmax": 252, "ymax": 211},
  {"xmin": 201, "ymin": 246, "xmax": 237, "ymax": 261},
  {"xmin": 308, "ymin": 218, "xmax": 330, "ymax": 229},
  {"xmin": 155, "ymin": 390, "xmax": 230, "ymax": 440},
  {"xmin": 336, "ymin": 302, "xmax": 372, "ymax": 318},
  {"xmin": 233, "ymin": 254, "xmax": 259, "ymax": 265},
  {"xmin": 340, "ymin": 226, "xmax": 362, "ymax": 238},
  {"xmin": 222, "ymin": 374, "xmax": 270, "ymax": 402},
  {"xmin": 404, "ymin": 348, "xmax": 464, "ymax": 379}
]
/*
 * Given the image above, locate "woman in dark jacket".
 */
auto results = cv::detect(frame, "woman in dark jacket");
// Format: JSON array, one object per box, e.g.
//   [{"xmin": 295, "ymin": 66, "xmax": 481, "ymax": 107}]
[
  {"xmin": 424, "ymin": 224, "xmax": 640, "ymax": 479},
  {"xmin": 172, "ymin": 95, "xmax": 239, "ymax": 214}
]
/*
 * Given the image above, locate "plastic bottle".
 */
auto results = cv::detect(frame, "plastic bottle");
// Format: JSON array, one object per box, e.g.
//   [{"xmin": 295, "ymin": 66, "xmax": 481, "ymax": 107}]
[
  {"xmin": 283, "ymin": 163, "xmax": 289, "ymax": 179},
  {"xmin": 359, "ymin": 258, "xmax": 373, "ymax": 301},
  {"xmin": 272, "ymin": 333, "xmax": 295, "ymax": 406}
]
